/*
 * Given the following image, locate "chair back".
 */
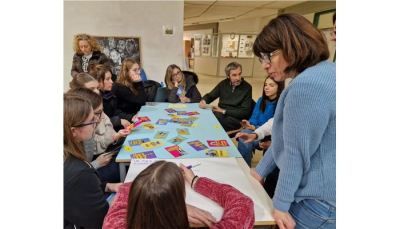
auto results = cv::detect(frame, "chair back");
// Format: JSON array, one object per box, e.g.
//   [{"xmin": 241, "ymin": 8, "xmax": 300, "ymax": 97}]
[{"xmin": 154, "ymin": 87, "xmax": 167, "ymax": 102}]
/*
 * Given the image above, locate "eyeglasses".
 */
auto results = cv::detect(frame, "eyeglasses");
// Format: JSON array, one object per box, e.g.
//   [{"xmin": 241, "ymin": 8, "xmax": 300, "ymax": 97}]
[
  {"xmin": 94, "ymin": 110, "xmax": 103, "ymax": 121},
  {"xmin": 172, "ymin": 71, "xmax": 182, "ymax": 78},
  {"xmin": 259, "ymin": 49, "xmax": 281, "ymax": 64},
  {"xmin": 72, "ymin": 117, "xmax": 99, "ymax": 128}
]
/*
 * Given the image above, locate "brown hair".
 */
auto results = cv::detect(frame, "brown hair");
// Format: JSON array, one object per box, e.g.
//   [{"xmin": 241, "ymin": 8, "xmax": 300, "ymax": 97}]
[
  {"xmin": 116, "ymin": 58, "xmax": 140, "ymax": 95},
  {"xmin": 260, "ymin": 76, "xmax": 284, "ymax": 113},
  {"xmin": 253, "ymin": 13, "xmax": 329, "ymax": 78},
  {"xmin": 126, "ymin": 161, "xmax": 189, "ymax": 228},
  {"xmin": 63, "ymin": 93, "xmax": 92, "ymax": 164},
  {"xmin": 72, "ymin": 34, "xmax": 102, "ymax": 55},
  {"xmin": 67, "ymin": 88, "xmax": 103, "ymax": 110},
  {"xmin": 88, "ymin": 64, "xmax": 111, "ymax": 85},
  {"xmin": 69, "ymin": 73, "xmax": 96, "ymax": 89},
  {"xmin": 164, "ymin": 64, "xmax": 186, "ymax": 89}
]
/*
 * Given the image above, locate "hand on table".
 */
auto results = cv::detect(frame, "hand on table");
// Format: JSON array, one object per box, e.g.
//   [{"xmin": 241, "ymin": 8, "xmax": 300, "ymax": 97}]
[
  {"xmin": 273, "ymin": 208, "xmax": 296, "ymax": 229},
  {"xmin": 120, "ymin": 119, "xmax": 130, "ymax": 127},
  {"xmin": 180, "ymin": 96, "xmax": 190, "ymax": 103},
  {"xmin": 105, "ymin": 183, "xmax": 123, "ymax": 193},
  {"xmin": 259, "ymin": 140, "xmax": 271, "ymax": 150},
  {"xmin": 235, "ymin": 132, "xmax": 257, "ymax": 144},
  {"xmin": 186, "ymin": 203, "xmax": 217, "ymax": 227},
  {"xmin": 199, "ymin": 100, "xmax": 207, "ymax": 109},
  {"xmin": 250, "ymin": 168, "xmax": 264, "ymax": 185},
  {"xmin": 96, "ymin": 153, "xmax": 113, "ymax": 167}
]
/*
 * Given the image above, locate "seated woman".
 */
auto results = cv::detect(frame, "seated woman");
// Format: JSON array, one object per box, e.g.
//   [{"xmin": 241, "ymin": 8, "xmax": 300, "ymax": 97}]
[
  {"xmin": 235, "ymin": 76, "xmax": 284, "ymax": 167},
  {"xmin": 71, "ymin": 33, "xmax": 111, "ymax": 77},
  {"xmin": 111, "ymin": 59, "xmax": 146, "ymax": 121},
  {"xmin": 88, "ymin": 64, "xmax": 130, "ymax": 131},
  {"xmin": 103, "ymin": 161, "xmax": 254, "ymax": 228},
  {"xmin": 165, "ymin": 64, "xmax": 201, "ymax": 103},
  {"xmin": 63, "ymin": 93, "xmax": 121, "ymax": 228},
  {"xmin": 70, "ymin": 72, "xmax": 100, "ymax": 94}
]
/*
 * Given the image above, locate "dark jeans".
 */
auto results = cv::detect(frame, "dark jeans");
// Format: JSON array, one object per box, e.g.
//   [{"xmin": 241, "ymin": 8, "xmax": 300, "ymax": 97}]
[
  {"xmin": 213, "ymin": 112, "xmax": 242, "ymax": 132},
  {"xmin": 93, "ymin": 154, "xmax": 121, "ymax": 183}
]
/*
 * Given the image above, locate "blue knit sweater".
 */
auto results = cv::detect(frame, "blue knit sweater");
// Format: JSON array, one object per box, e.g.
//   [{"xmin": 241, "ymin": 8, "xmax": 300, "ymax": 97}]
[
  {"xmin": 255, "ymin": 61, "xmax": 336, "ymax": 212},
  {"xmin": 249, "ymin": 97, "xmax": 276, "ymax": 128}
]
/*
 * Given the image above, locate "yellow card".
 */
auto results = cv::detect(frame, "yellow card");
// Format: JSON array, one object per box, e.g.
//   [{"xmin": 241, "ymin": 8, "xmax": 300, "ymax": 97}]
[
  {"xmin": 124, "ymin": 145, "xmax": 132, "ymax": 152},
  {"xmin": 141, "ymin": 140, "xmax": 165, "ymax": 149},
  {"xmin": 192, "ymin": 123, "xmax": 199, "ymax": 128},
  {"xmin": 143, "ymin": 123, "xmax": 158, "ymax": 130},
  {"xmin": 168, "ymin": 104, "xmax": 187, "ymax": 108},
  {"xmin": 214, "ymin": 125, "xmax": 220, "ymax": 129}
]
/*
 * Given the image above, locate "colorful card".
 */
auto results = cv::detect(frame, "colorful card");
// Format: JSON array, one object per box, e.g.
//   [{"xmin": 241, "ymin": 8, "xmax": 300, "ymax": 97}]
[
  {"xmin": 177, "ymin": 128, "xmax": 190, "ymax": 135},
  {"xmin": 180, "ymin": 123, "xmax": 193, "ymax": 127},
  {"xmin": 165, "ymin": 145, "xmax": 188, "ymax": 157},
  {"xmin": 141, "ymin": 140, "xmax": 165, "ymax": 149},
  {"xmin": 146, "ymin": 102, "xmax": 157, "ymax": 106},
  {"xmin": 133, "ymin": 120, "xmax": 144, "ymax": 127},
  {"xmin": 192, "ymin": 123, "xmax": 199, "ymax": 128},
  {"xmin": 205, "ymin": 149, "xmax": 229, "ymax": 157},
  {"xmin": 165, "ymin": 108, "xmax": 177, "ymax": 113},
  {"xmin": 156, "ymin": 119, "xmax": 169, "ymax": 125},
  {"xmin": 167, "ymin": 136, "xmax": 188, "ymax": 145},
  {"xmin": 129, "ymin": 138, "xmax": 151, "ymax": 146},
  {"xmin": 187, "ymin": 140, "xmax": 209, "ymax": 151},
  {"xmin": 169, "ymin": 118, "xmax": 180, "ymax": 124},
  {"xmin": 138, "ymin": 116, "xmax": 151, "ymax": 122},
  {"xmin": 107, "ymin": 193, "xmax": 116, "ymax": 206},
  {"xmin": 177, "ymin": 111, "xmax": 187, "ymax": 115},
  {"xmin": 131, "ymin": 150, "xmax": 157, "ymax": 159},
  {"xmin": 143, "ymin": 123, "xmax": 158, "ymax": 130},
  {"xmin": 154, "ymin": 131, "xmax": 169, "ymax": 139},
  {"xmin": 207, "ymin": 140, "xmax": 230, "ymax": 147},
  {"xmin": 179, "ymin": 118, "xmax": 190, "ymax": 124},
  {"xmin": 187, "ymin": 111, "xmax": 200, "ymax": 116},
  {"xmin": 168, "ymin": 104, "xmax": 186, "ymax": 108},
  {"xmin": 176, "ymin": 86, "xmax": 186, "ymax": 97},
  {"xmin": 168, "ymin": 114, "xmax": 181, "ymax": 118},
  {"xmin": 188, "ymin": 116, "xmax": 198, "ymax": 122}
]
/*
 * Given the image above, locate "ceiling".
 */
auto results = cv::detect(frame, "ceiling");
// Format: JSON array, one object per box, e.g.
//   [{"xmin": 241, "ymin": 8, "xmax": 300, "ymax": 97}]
[{"xmin": 184, "ymin": 0, "xmax": 308, "ymax": 26}]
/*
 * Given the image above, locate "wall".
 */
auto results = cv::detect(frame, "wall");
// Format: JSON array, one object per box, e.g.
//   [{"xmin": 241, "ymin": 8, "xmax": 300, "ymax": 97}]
[{"xmin": 64, "ymin": 1, "xmax": 183, "ymax": 92}]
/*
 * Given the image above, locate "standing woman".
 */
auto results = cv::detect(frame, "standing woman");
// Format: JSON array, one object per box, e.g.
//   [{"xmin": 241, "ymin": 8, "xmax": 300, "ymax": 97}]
[
  {"xmin": 112, "ymin": 59, "xmax": 146, "ymax": 121},
  {"xmin": 64, "ymin": 94, "xmax": 121, "ymax": 228},
  {"xmin": 71, "ymin": 33, "xmax": 111, "ymax": 77},
  {"xmin": 251, "ymin": 13, "xmax": 336, "ymax": 229},
  {"xmin": 236, "ymin": 75, "xmax": 284, "ymax": 167},
  {"xmin": 165, "ymin": 64, "xmax": 201, "ymax": 103}
]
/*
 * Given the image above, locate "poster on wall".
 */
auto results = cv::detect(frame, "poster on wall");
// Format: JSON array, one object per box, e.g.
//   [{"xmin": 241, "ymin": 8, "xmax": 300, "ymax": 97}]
[
  {"xmin": 238, "ymin": 35, "xmax": 255, "ymax": 58},
  {"xmin": 94, "ymin": 36, "xmax": 141, "ymax": 76},
  {"xmin": 201, "ymin": 35, "xmax": 211, "ymax": 57},
  {"xmin": 194, "ymin": 35, "xmax": 202, "ymax": 57},
  {"xmin": 163, "ymin": 26, "xmax": 175, "ymax": 36}
]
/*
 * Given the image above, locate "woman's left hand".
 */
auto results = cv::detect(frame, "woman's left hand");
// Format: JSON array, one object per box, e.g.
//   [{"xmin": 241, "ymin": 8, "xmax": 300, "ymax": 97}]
[
  {"xmin": 132, "ymin": 74, "xmax": 142, "ymax": 83},
  {"xmin": 105, "ymin": 183, "xmax": 123, "ymax": 193},
  {"xmin": 179, "ymin": 96, "xmax": 190, "ymax": 103},
  {"xmin": 179, "ymin": 163, "xmax": 195, "ymax": 185},
  {"xmin": 273, "ymin": 208, "xmax": 296, "ymax": 229},
  {"xmin": 259, "ymin": 140, "xmax": 271, "ymax": 150},
  {"xmin": 186, "ymin": 204, "xmax": 217, "ymax": 227}
]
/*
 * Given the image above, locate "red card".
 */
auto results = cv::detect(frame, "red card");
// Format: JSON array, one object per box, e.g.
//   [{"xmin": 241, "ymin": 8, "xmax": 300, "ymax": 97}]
[{"xmin": 207, "ymin": 140, "xmax": 230, "ymax": 147}]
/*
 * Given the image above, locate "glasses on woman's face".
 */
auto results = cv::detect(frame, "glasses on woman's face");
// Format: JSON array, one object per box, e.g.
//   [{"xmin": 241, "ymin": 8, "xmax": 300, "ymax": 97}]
[
  {"xmin": 131, "ymin": 68, "xmax": 141, "ymax": 73},
  {"xmin": 94, "ymin": 110, "xmax": 103, "ymax": 121},
  {"xmin": 72, "ymin": 116, "xmax": 99, "ymax": 128},
  {"xmin": 172, "ymin": 71, "xmax": 182, "ymax": 79},
  {"xmin": 259, "ymin": 49, "xmax": 281, "ymax": 64}
]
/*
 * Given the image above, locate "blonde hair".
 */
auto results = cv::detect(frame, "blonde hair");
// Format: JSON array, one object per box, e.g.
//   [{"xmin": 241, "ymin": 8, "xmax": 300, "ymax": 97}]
[
  {"xmin": 164, "ymin": 64, "xmax": 186, "ymax": 89},
  {"xmin": 116, "ymin": 58, "xmax": 140, "ymax": 95},
  {"xmin": 73, "ymin": 34, "xmax": 102, "ymax": 55},
  {"xmin": 63, "ymin": 93, "xmax": 92, "ymax": 164}
]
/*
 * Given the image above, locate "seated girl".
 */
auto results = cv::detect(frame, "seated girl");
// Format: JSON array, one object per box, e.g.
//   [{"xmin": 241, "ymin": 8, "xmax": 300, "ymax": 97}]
[
  {"xmin": 111, "ymin": 59, "xmax": 147, "ymax": 121},
  {"xmin": 165, "ymin": 64, "xmax": 201, "ymax": 103},
  {"xmin": 235, "ymin": 76, "xmax": 284, "ymax": 167},
  {"xmin": 63, "ymin": 93, "xmax": 121, "ymax": 228},
  {"xmin": 103, "ymin": 161, "xmax": 255, "ymax": 228}
]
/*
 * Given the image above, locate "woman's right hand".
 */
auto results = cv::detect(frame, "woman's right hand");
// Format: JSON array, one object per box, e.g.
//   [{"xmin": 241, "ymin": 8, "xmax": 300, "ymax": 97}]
[
  {"xmin": 199, "ymin": 100, "xmax": 207, "ymax": 109},
  {"xmin": 132, "ymin": 74, "xmax": 142, "ymax": 83},
  {"xmin": 179, "ymin": 163, "xmax": 195, "ymax": 185},
  {"xmin": 186, "ymin": 203, "xmax": 217, "ymax": 227},
  {"xmin": 235, "ymin": 132, "xmax": 257, "ymax": 143},
  {"xmin": 121, "ymin": 119, "xmax": 130, "ymax": 127},
  {"xmin": 250, "ymin": 168, "xmax": 264, "ymax": 185},
  {"xmin": 96, "ymin": 153, "xmax": 112, "ymax": 167},
  {"xmin": 174, "ymin": 81, "xmax": 179, "ymax": 87}
]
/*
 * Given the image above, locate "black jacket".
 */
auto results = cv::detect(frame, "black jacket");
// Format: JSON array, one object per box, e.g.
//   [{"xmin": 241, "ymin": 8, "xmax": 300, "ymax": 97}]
[
  {"xmin": 166, "ymin": 74, "xmax": 202, "ymax": 103},
  {"xmin": 101, "ymin": 91, "xmax": 124, "ymax": 131},
  {"xmin": 71, "ymin": 51, "xmax": 111, "ymax": 77},
  {"xmin": 64, "ymin": 156, "xmax": 109, "ymax": 229},
  {"xmin": 111, "ymin": 81, "xmax": 147, "ymax": 121}
]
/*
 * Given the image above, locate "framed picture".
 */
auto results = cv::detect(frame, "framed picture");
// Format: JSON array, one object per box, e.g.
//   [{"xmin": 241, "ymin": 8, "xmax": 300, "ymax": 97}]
[
  {"xmin": 94, "ymin": 36, "xmax": 141, "ymax": 76},
  {"xmin": 163, "ymin": 26, "xmax": 175, "ymax": 36}
]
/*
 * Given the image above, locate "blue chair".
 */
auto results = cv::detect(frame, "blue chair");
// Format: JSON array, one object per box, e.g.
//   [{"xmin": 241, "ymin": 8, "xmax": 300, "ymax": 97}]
[
  {"xmin": 154, "ymin": 87, "xmax": 167, "ymax": 102},
  {"xmin": 140, "ymin": 69, "xmax": 148, "ymax": 82}
]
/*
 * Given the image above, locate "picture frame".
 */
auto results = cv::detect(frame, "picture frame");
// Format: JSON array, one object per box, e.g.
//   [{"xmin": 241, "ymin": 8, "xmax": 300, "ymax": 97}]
[{"xmin": 94, "ymin": 36, "xmax": 142, "ymax": 76}]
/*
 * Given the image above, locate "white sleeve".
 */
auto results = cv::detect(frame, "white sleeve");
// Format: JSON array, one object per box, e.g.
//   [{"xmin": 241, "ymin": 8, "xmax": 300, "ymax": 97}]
[{"xmin": 253, "ymin": 118, "xmax": 274, "ymax": 140}]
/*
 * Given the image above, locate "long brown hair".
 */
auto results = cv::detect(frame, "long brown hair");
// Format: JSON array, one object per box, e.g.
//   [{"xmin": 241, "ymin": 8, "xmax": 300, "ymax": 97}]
[
  {"xmin": 63, "ymin": 94, "xmax": 93, "ymax": 164},
  {"xmin": 165, "ymin": 64, "xmax": 186, "ymax": 89},
  {"xmin": 260, "ymin": 76, "xmax": 284, "ymax": 113},
  {"xmin": 69, "ymin": 73, "xmax": 96, "ymax": 89},
  {"xmin": 126, "ymin": 161, "xmax": 189, "ymax": 228},
  {"xmin": 67, "ymin": 88, "xmax": 103, "ymax": 110},
  {"xmin": 253, "ymin": 13, "xmax": 329, "ymax": 78},
  {"xmin": 116, "ymin": 58, "xmax": 140, "ymax": 95}
]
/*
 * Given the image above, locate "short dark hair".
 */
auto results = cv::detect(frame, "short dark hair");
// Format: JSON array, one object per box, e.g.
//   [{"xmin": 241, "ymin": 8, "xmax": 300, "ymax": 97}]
[
  {"xmin": 253, "ymin": 13, "xmax": 329, "ymax": 77},
  {"xmin": 225, "ymin": 62, "xmax": 242, "ymax": 77}
]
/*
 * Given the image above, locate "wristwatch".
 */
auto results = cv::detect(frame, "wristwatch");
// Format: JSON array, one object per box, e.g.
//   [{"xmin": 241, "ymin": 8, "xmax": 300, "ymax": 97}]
[{"xmin": 222, "ymin": 109, "xmax": 226, "ymax": 114}]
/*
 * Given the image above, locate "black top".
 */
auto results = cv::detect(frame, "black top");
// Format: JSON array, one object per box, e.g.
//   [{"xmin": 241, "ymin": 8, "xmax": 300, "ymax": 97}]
[
  {"xmin": 101, "ymin": 91, "xmax": 123, "ymax": 131},
  {"xmin": 166, "ymin": 74, "xmax": 202, "ymax": 103},
  {"xmin": 111, "ymin": 81, "xmax": 147, "ymax": 121},
  {"xmin": 64, "ymin": 156, "xmax": 109, "ymax": 229}
]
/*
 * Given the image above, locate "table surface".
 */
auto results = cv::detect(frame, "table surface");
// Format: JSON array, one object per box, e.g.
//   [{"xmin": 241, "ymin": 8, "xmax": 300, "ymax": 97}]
[{"xmin": 116, "ymin": 102, "xmax": 242, "ymax": 162}]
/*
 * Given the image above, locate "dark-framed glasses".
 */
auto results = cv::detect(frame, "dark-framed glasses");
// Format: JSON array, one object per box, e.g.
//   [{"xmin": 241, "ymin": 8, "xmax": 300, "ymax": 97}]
[
  {"xmin": 172, "ymin": 71, "xmax": 182, "ymax": 78},
  {"xmin": 94, "ymin": 110, "xmax": 103, "ymax": 121},
  {"xmin": 72, "ymin": 117, "xmax": 99, "ymax": 128},
  {"xmin": 259, "ymin": 49, "xmax": 281, "ymax": 64}
]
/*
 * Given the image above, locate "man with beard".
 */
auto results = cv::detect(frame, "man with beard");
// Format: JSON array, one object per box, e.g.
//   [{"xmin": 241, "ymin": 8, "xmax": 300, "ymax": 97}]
[{"xmin": 199, "ymin": 62, "xmax": 252, "ymax": 132}]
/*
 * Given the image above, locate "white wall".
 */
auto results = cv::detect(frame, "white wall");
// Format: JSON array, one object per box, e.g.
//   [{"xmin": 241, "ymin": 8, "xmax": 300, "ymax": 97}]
[{"xmin": 64, "ymin": 1, "xmax": 183, "ymax": 92}]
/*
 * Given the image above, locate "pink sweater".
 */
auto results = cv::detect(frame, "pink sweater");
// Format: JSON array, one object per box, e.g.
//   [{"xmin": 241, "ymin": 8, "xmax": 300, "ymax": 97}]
[{"xmin": 103, "ymin": 177, "xmax": 255, "ymax": 228}]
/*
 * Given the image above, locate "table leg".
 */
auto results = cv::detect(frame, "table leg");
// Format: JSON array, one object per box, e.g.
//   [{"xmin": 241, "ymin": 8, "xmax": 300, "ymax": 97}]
[{"xmin": 119, "ymin": 162, "xmax": 127, "ymax": 182}]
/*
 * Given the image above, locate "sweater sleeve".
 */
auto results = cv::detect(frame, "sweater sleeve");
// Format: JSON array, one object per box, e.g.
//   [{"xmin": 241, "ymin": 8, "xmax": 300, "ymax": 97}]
[
  {"xmin": 64, "ymin": 169, "xmax": 109, "ymax": 228},
  {"xmin": 103, "ymin": 182, "xmax": 132, "ymax": 229},
  {"xmin": 202, "ymin": 83, "xmax": 221, "ymax": 104},
  {"xmin": 98, "ymin": 53, "xmax": 111, "ymax": 72},
  {"xmin": 194, "ymin": 177, "xmax": 255, "ymax": 229},
  {"xmin": 71, "ymin": 53, "xmax": 81, "ymax": 77},
  {"xmin": 225, "ymin": 86, "xmax": 252, "ymax": 120},
  {"xmin": 249, "ymin": 97, "xmax": 262, "ymax": 127},
  {"xmin": 272, "ymin": 83, "xmax": 332, "ymax": 212},
  {"xmin": 94, "ymin": 114, "xmax": 116, "ymax": 155},
  {"xmin": 187, "ymin": 85, "xmax": 202, "ymax": 103},
  {"xmin": 167, "ymin": 87, "xmax": 180, "ymax": 103},
  {"xmin": 254, "ymin": 118, "xmax": 274, "ymax": 140},
  {"xmin": 113, "ymin": 83, "xmax": 147, "ymax": 106}
]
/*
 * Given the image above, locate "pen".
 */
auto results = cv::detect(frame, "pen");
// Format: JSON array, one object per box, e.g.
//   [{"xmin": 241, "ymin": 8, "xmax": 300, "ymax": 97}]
[{"xmin": 186, "ymin": 163, "xmax": 201, "ymax": 169}]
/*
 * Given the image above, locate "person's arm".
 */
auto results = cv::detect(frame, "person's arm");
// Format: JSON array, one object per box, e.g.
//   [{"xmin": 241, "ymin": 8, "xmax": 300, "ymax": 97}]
[
  {"xmin": 194, "ymin": 177, "xmax": 255, "ymax": 229},
  {"xmin": 113, "ymin": 83, "xmax": 146, "ymax": 106},
  {"xmin": 248, "ymin": 98, "xmax": 262, "ymax": 127},
  {"xmin": 186, "ymin": 85, "xmax": 202, "ymax": 103},
  {"xmin": 64, "ymin": 169, "xmax": 109, "ymax": 228},
  {"xmin": 224, "ymin": 86, "xmax": 252, "ymax": 119},
  {"xmin": 167, "ymin": 87, "xmax": 180, "ymax": 103},
  {"xmin": 253, "ymin": 118, "xmax": 274, "ymax": 140},
  {"xmin": 94, "ymin": 114, "xmax": 116, "ymax": 155},
  {"xmin": 202, "ymin": 82, "xmax": 221, "ymax": 104},
  {"xmin": 103, "ymin": 182, "xmax": 132, "ymax": 229},
  {"xmin": 71, "ymin": 53, "xmax": 81, "ymax": 77}
]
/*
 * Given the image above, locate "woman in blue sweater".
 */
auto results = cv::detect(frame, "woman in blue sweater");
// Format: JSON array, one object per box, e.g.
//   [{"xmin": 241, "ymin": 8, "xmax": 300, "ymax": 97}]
[
  {"xmin": 237, "ymin": 76, "xmax": 283, "ymax": 167},
  {"xmin": 250, "ymin": 14, "xmax": 336, "ymax": 229}
]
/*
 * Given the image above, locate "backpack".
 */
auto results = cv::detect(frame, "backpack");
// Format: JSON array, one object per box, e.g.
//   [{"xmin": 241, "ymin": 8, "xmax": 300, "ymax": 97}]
[{"xmin": 143, "ymin": 80, "xmax": 161, "ymax": 102}]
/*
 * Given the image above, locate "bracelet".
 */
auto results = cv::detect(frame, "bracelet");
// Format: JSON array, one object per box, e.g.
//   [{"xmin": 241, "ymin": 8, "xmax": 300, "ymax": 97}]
[{"xmin": 191, "ymin": 175, "xmax": 199, "ymax": 189}]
